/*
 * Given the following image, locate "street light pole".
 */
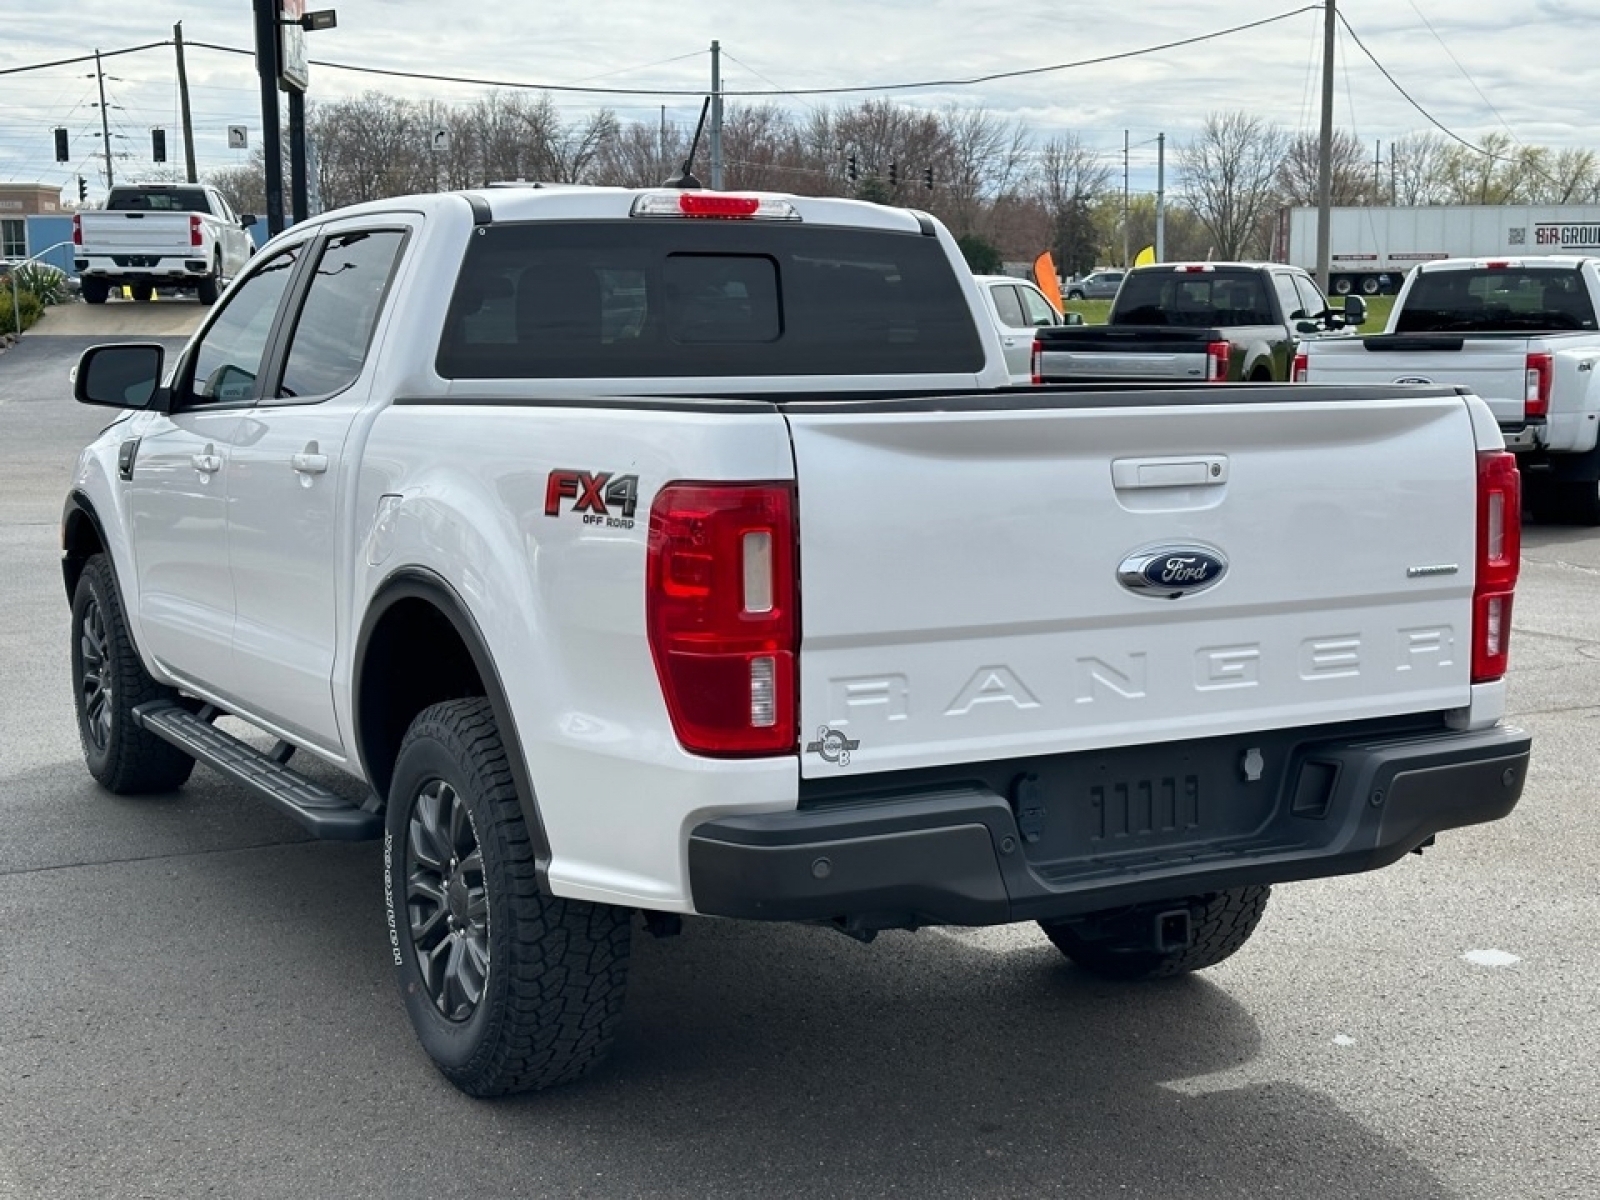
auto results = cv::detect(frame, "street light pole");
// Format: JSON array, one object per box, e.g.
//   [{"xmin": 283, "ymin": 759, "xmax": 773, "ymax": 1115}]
[{"xmin": 253, "ymin": 0, "xmax": 286, "ymax": 235}]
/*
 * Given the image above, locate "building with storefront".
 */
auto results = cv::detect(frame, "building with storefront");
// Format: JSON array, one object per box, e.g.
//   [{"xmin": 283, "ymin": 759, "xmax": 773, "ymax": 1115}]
[{"xmin": 0, "ymin": 183, "xmax": 66, "ymax": 260}]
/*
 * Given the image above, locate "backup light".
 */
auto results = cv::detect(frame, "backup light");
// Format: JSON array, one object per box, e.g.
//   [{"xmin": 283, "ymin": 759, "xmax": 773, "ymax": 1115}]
[{"xmin": 630, "ymin": 192, "xmax": 801, "ymax": 221}]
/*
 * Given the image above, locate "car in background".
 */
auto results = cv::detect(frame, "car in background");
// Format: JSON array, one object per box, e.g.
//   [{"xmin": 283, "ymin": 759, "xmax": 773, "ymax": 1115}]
[
  {"xmin": 1064, "ymin": 269, "xmax": 1126, "ymax": 301},
  {"xmin": 974, "ymin": 274, "xmax": 1084, "ymax": 384}
]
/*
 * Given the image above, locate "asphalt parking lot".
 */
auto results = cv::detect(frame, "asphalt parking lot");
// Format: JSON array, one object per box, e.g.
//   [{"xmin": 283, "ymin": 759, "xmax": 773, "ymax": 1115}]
[{"xmin": 1, "ymin": 313, "xmax": 1596, "ymax": 1199}]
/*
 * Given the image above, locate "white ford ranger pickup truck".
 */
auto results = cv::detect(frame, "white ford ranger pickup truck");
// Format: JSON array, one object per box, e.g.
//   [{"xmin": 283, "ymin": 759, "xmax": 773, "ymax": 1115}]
[
  {"xmin": 63, "ymin": 185, "xmax": 1531, "ymax": 1097},
  {"xmin": 1299, "ymin": 256, "xmax": 1600, "ymax": 522}
]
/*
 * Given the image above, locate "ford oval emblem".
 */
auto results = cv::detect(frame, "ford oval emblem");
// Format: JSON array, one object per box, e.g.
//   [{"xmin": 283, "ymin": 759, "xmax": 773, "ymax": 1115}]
[
  {"xmin": 1118, "ymin": 545, "xmax": 1229, "ymax": 599},
  {"xmin": 1393, "ymin": 375, "xmax": 1434, "ymax": 385}
]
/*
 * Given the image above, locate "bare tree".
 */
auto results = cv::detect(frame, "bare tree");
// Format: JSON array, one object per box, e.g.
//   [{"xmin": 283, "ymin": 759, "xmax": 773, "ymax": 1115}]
[
  {"xmin": 1178, "ymin": 111, "xmax": 1287, "ymax": 259},
  {"xmin": 1389, "ymin": 133, "xmax": 1450, "ymax": 206},
  {"xmin": 207, "ymin": 163, "xmax": 267, "ymax": 217},
  {"xmin": 1030, "ymin": 133, "xmax": 1111, "ymax": 274},
  {"xmin": 1276, "ymin": 129, "xmax": 1375, "ymax": 206}
]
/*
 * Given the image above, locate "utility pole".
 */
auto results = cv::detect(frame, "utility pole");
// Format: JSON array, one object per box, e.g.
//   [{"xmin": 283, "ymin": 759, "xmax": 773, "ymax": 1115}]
[
  {"xmin": 1122, "ymin": 129, "xmax": 1130, "ymax": 267},
  {"xmin": 1373, "ymin": 138, "xmax": 1383, "ymax": 205},
  {"xmin": 1155, "ymin": 133, "xmax": 1166, "ymax": 263},
  {"xmin": 1315, "ymin": 0, "xmax": 1336, "ymax": 291},
  {"xmin": 174, "ymin": 23, "xmax": 198, "ymax": 183},
  {"xmin": 709, "ymin": 40, "xmax": 723, "ymax": 190},
  {"xmin": 94, "ymin": 50, "xmax": 114, "ymax": 190}
]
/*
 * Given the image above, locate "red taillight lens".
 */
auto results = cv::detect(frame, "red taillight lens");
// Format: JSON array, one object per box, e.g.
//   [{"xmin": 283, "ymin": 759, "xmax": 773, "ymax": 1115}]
[
  {"xmin": 1030, "ymin": 337, "xmax": 1043, "ymax": 386},
  {"xmin": 72, "ymin": 214, "xmax": 82, "ymax": 246},
  {"xmin": 189, "ymin": 214, "xmax": 203, "ymax": 247},
  {"xmin": 1524, "ymin": 352, "xmax": 1553, "ymax": 418},
  {"xmin": 1472, "ymin": 451, "xmax": 1521, "ymax": 683},
  {"xmin": 647, "ymin": 482, "xmax": 797, "ymax": 756},
  {"xmin": 676, "ymin": 193, "xmax": 761, "ymax": 219},
  {"xmin": 1206, "ymin": 340, "xmax": 1230, "ymax": 381},
  {"xmin": 1292, "ymin": 351, "xmax": 1309, "ymax": 383}
]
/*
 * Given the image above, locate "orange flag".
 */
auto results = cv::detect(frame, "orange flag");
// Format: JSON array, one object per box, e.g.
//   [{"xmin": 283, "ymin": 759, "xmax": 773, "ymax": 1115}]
[{"xmin": 1032, "ymin": 250, "xmax": 1064, "ymax": 311}]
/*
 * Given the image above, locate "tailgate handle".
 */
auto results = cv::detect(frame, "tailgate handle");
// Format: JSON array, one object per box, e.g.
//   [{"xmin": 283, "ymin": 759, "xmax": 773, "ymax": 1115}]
[{"xmin": 1112, "ymin": 456, "xmax": 1228, "ymax": 490}]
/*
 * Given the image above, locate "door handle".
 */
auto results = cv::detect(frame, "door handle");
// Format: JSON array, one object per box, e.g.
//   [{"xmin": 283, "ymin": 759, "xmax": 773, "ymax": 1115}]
[
  {"xmin": 292, "ymin": 453, "xmax": 329, "ymax": 475},
  {"xmin": 191, "ymin": 446, "xmax": 222, "ymax": 474}
]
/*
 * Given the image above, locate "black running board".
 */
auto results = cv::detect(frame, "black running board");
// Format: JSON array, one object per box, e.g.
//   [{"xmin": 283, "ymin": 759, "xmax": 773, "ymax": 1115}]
[{"xmin": 134, "ymin": 701, "xmax": 383, "ymax": 840}]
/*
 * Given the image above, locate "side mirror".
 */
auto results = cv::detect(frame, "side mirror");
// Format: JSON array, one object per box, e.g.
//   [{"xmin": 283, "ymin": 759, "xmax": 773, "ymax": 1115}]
[
  {"xmin": 240, "ymin": 214, "xmax": 258, "ymax": 228},
  {"xmin": 1062, "ymin": 311, "xmax": 1085, "ymax": 326},
  {"xmin": 1341, "ymin": 295, "xmax": 1367, "ymax": 328},
  {"xmin": 73, "ymin": 343, "xmax": 166, "ymax": 410}
]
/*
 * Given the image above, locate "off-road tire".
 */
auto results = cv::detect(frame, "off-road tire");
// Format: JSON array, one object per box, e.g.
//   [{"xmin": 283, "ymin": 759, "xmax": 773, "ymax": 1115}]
[
  {"xmin": 1039, "ymin": 886, "xmax": 1271, "ymax": 981},
  {"xmin": 70, "ymin": 554, "xmax": 195, "ymax": 793},
  {"xmin": 385, "ymin": 698, "xmax": 631, "ymax": 1097},
  {"xmin": 81, "ymin": 278, "xmax": 109, "ymax": 305}
]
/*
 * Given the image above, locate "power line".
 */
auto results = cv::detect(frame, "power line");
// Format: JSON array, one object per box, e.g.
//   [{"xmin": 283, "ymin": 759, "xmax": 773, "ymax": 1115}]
[
  {"xmin": 1, "ymin": 12, "xmax": 1320, "ymax": 99},
  {"xmin": 1403, "ymin": 0, "xmax": 1519, "ymax": 144}
]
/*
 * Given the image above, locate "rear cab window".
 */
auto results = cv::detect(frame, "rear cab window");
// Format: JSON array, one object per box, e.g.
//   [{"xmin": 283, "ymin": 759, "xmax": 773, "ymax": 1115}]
[
  {"xmin": 1113, "ymin": 269, "xmax": 1273, "ymax": 327},
  {"xmin": 1396, "ymin": 267, "xmax": 1598, "ymax": 333},
  {"xmin": 106, "ymin": 187, "xmax": 212, "ymax": 213},
  {"xmin": 436, "ymin": 221, "xmax": 986, "ymax": 379}
]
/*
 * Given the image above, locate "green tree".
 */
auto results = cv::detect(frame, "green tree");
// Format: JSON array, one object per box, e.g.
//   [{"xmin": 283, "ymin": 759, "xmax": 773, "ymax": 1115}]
[{"xmin": 956, "ymin": 233, "xmax": 1002, "ymax": 274}]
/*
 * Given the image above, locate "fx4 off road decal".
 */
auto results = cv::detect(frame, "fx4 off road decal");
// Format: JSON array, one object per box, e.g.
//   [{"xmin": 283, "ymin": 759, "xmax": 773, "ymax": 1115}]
[{"xmin": 545, "ymin": 470, "xmax": 640, "ymax": 528}]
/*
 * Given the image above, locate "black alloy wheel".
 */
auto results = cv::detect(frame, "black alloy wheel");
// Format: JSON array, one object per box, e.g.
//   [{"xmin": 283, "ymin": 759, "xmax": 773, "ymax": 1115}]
[
  {"xmin": 77, "ymin": 592, "xmax": 113, "ymax": 754},
  {"xmin": 385, "ymin": 698, "xmax": 631, "ymax": 1096},
  {"xmin": 405, "ymin": 778, "xmax": 491, "ymax": 1022}
]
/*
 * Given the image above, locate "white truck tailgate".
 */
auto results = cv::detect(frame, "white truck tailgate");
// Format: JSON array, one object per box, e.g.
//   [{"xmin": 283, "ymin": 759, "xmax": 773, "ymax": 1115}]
[
  {"xmin": 788, "ymin": 391, "xmax": 1479, "ymax": 778},
  {"xmin": 1306, "ymin": 337, "xmax": 1532, "ymax": 427},
  {"xmin": 80, "ymin": 213, "xmax": 193, "ymax": 255}
]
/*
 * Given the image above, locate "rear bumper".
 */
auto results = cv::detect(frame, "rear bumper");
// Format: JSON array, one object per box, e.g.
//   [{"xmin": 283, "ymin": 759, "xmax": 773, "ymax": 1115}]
[
  {"xmin": 75, "ymin": 256, "xmax": 210, "ymax": 281},
  {"xmin": 687, "ymin": 721, "xmax": 1530, "ymax": 929}
]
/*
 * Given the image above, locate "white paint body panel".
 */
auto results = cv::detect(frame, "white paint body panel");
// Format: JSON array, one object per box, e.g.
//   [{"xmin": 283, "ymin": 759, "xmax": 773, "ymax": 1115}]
[{"xmin": 787, "ymin": 394, "xmax": 1483, "ymax": 778}]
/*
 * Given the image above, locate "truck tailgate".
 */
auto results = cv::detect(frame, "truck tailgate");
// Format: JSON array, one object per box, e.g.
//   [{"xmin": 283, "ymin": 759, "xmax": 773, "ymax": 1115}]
[
  {"xmin": 787, "ymin": 389, "xmax": 1479, "ymax": 778},
  {"xmin": 79, "ymin": 213, "xmax": 193, "ymax": 255},
  {"xmin": 1036, "ymin": 327, "xmax": 1214, "ymax": 381},
  {"xmin": 1306, "ymin": 335, "xmax": 1532, "ymax": 426}
]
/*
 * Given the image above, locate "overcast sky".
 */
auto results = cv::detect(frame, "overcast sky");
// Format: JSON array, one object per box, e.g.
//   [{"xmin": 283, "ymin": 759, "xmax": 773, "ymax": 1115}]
[{"xmin": 3, "ymin": 1, "xmax": 1597, "ymax": 204}]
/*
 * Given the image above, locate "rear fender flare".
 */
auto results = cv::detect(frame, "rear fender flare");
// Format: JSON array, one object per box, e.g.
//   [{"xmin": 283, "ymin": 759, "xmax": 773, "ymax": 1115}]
[{"xmin": 354, "ymin": 567, "xmax": 553, "ymax": 888}]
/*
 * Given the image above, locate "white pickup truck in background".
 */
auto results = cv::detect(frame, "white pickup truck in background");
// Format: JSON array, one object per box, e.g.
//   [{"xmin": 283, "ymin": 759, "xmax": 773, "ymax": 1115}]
[
  {"xmin": 73, "ymin": 182, "xmax": 257, "ymax": 305},
  {"xmin": 1299, "ymin": 256, "xmax": 1600, "ymax": 521},
  {"xmin": 63, "ymin": 185, "xmax": 1529, "ymax": 1098}
]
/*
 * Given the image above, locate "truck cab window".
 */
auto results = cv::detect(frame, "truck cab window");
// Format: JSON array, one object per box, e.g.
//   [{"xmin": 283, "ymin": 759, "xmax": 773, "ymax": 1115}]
[
  {"xmin": 183, "ymin": 247, "xmax": 300, "ymax": 405},
  {"xmin": 276, "ymin": 230, "xmax": 406, "ymax": 400}
]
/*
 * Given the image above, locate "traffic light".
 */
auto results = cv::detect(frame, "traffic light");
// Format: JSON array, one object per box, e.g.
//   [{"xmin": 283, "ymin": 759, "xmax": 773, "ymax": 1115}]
[
  {"xmin": 152, "ymin": 128, "xmax": 167, "ymax": 164},
  {"xmin": 923, "ymin": 166, "xmax": 934, "ymax": 191},
  {"xmin": 846, "ymin": 153, "xmax": 858, "ymax": 182},
  {"xmin": 54, "ymin": 127, "xmax": 68, "ymax": 162},
  {"xmin": 77, "ymin": 176, "xmax": 87, "ymax": 203},
  {"xmin": 888, "ymin": 162, "xmax": 897, "ymax": 187}
]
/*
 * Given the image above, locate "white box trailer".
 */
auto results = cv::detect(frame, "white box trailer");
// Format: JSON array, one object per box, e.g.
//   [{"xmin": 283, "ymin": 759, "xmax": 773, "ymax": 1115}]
[{"xmin": 1274, "ymin": 204, "xmax": 1600, "ymax": 296}]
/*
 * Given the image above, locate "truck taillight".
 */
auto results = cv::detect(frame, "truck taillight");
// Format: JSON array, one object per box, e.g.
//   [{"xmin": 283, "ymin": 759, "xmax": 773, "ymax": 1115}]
[
  {"xmin": 1031, "ymin": 337, "xmax": 1042, "ymax": 386},
  {"xmin": 1524, "ymin": 352, "xmax": 1553, "ymax": 418},
  {"xmin": 647, "ymin": 482, "xmax": 797, "ymax": 756},
  {"xmin": 189, "ymin": 214, "xmax": 203, "ymax": 247},
  {"xmin": 1292, "ymin": 351, "xmax": 1309, "ymax": 383},
  {"xmin": 72, "ymin": 214, "xmax": 81, "ymax": 246},
  {"xmin": 1206, "ymin": 340, "xmax": 1230, "ymax": 381},
  {"xmin": 1472, "ymin": 451, "xmax": 1520, "ymax": 683}
]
